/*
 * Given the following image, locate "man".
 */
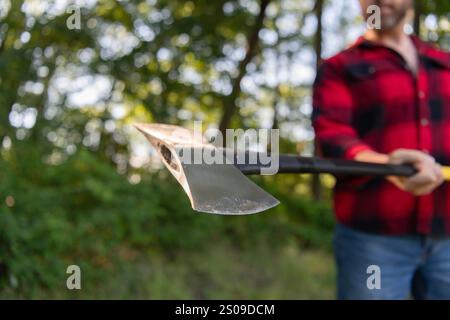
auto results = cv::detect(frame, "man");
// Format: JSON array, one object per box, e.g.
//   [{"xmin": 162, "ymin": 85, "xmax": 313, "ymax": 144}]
[{"xmin": 312, "ymin": 0, "xmax": 450, "ymax": 299}]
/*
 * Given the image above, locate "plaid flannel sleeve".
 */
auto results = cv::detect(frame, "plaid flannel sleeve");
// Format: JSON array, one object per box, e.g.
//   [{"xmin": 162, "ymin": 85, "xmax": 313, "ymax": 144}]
[{"xmin": 312, "ymin": 60, "xmax": 375, "ymax": 160}]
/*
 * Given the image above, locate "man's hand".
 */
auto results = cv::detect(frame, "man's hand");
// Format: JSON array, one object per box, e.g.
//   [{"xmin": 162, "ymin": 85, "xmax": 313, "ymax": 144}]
[
  {"xmin": 387, "ymin": 149, "xmax": 444, "ymax": 196},
  {"xmin": 355, "ymin": 149, "xmax": 444, "ymax": 196}
]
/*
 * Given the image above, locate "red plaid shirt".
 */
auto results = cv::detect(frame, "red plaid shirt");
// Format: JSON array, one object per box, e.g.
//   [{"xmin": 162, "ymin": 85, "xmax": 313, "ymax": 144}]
[{"xmin": 312, "ymin": 35, "xmax": 450, "ymax": 235}]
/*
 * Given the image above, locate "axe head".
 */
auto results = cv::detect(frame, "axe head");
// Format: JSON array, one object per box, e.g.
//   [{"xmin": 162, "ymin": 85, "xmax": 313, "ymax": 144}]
[{"xmin": 134, "ymin": 123, "xmax": 279, "ymax": 215}]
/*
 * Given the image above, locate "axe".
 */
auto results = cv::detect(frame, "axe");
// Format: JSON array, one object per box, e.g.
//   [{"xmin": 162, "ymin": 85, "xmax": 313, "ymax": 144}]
[{"xmin": 135, "ymin": 123, "xmax": 450, "ymax": 215}]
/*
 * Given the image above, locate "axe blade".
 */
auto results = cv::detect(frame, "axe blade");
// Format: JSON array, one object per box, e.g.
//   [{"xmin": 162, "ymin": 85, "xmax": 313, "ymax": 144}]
[{"xmin": 134, "ymin": 123, "xmax": 280, "ymax": 215}]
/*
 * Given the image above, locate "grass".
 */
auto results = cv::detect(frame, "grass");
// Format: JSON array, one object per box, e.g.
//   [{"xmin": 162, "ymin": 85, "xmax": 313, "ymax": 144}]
[{"xmin": 2, "ymin": 241, "xmax": 336, "ymax": 299}]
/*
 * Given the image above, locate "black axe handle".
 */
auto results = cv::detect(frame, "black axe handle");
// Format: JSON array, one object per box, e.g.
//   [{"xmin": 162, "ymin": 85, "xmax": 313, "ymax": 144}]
[{"xmin": 235, "ymin": 154, "xmax": 417, "ymax": 177}]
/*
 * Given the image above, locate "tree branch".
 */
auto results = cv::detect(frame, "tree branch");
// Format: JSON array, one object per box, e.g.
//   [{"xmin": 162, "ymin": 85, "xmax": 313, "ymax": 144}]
[{"xmin": 218, "ymin": 0, "xmax": 271, "ymax": 137}]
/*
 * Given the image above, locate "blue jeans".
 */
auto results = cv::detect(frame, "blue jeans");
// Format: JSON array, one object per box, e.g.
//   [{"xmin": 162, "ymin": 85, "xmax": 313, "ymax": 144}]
[{"xmin": 334, "ymin": 223, "xmax": 450, "ymax": 299}]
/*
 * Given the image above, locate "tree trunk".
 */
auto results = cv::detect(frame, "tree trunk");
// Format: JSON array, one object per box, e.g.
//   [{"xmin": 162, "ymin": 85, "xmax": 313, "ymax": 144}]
[
  {"xmin": 413, "ymin": 0, "xmax": 422, "ymax": 36},
  {"xmin": 218, "ymin": 0, "xmax": 271, "ymax": 138},
  {"xmin": 311, "ymin": 0, "xmax": 324, "ymax": 201}
]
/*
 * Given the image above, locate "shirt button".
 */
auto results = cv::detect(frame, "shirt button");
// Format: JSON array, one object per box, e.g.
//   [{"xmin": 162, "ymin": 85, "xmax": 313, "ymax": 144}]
[
  {"xmin": 419, "ymin": 91, "xmax": 426, "ymax": 99},
  {"xmin": 420, "ymin": 118, "xmax": 429, "ymax": 126}
]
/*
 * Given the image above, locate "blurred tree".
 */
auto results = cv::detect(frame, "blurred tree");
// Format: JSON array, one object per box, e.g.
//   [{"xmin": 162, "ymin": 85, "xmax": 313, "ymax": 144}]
[
  {"xmin": 0, "ymin": 0, "xmax": 321, "ymax": 160},
  {"xmin": 311, "ymin": 0, "xmax": 324, "ymax": 201},
  {"xmin": 414, "ymin": 0, "xmax": 423, "ymax": 35},
  {"xmin": 415, "ymin": 0, "xmax": 449, "ymax": 47},
  {"xmin": 218, "ymin": 0, "xmax": 270, "ymax": 137}
]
